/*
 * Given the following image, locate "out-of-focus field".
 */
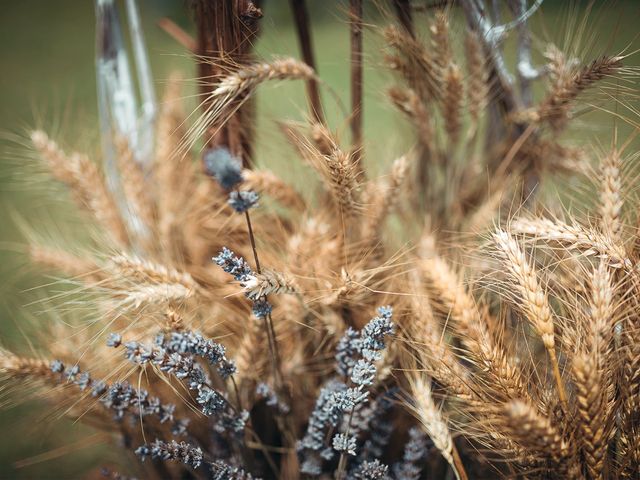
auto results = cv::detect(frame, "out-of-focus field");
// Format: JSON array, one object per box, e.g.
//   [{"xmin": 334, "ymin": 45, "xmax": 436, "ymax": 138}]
[{"xmin": 0, "ymin": 1, "xmax": 638, "ymax": 477}]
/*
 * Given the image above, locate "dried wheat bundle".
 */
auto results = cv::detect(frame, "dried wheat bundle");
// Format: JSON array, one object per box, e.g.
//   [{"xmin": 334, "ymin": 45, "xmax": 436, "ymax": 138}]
[{"xmin": 3, "ymin": 2, "xmax": 639, "ymax": 480}]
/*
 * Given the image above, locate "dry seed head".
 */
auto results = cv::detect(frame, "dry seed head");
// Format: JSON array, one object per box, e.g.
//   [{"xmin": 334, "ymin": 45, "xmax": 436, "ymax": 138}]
[
  {"xmin": 118, "ymin": 283, "xmax": 195, "ymax": 309},
  {"xmin": 443, "ymin": 64, "xmax": 464, "ymax": 144},
  {"xmin": 431, "ymin": 11, "xmax": 452, "ymax": 76},
  {"xmin": 212, "ymin": 58, "xmax": 315, "ymax": 98},
  {"xmin": 242, "ymin": 270, "xmax": 298, "ymax": 300},
  {"xmin": 108, "ymin": 253, "xmax": 200, "ymax": 292},
  {"xmin": 503, "ymin": 399, "xmax": 568, "ymax": 461},
  {"xmin": 599, "ymin": 149, "xmax": 623, "ymax": 242},
  {"xmin": 511, "ymin": 217, "xmax": 631, "ymax": 269},
  {"xmin": 323, "ymin": 148, "xmax": 360, "ymax": 215},
  {"xmin": 464, "ymin": 31, "xmax": 488, "ymax": 122},
  {"xmin": 572, "ymin": 353, "xmax": 608, "ymax": 479},
  {"xmin": 387, "ymin": 87, "xmax": 434, "ymax": 148},
  {"xmin": 493, "ymin": 229, "xmax": 555, "ymax": 350},
  {"xmin": 538, "ymin": 55, "xmax": 623, "ymax": 127},
  {"xmin": 362, "ymin": 154, "xmax": 410, "ymax": 238},
  {"xmin": 31, "ymin": 130, "xmax": 129, "ymax": 247},
  {"xmin": 0, "ymin": 350, "xmax": 55, "ymax": 382},
  {"xmin": 408, "ymin": 375, "xmax": 457, "ymax": 474}
]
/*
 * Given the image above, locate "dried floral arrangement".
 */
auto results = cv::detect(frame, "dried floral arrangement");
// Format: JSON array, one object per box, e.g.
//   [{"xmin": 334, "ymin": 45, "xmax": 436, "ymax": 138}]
[{"xmin": 2, "ymin": 0, "xmax": 640, "ymax": 479}]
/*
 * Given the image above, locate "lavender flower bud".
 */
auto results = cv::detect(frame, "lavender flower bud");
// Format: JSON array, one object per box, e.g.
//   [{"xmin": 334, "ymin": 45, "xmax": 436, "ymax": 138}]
[
  {"xmin": 228, "ymin": 190, "xmax": 259, "ymax": 213},
  {"xmin": 353, "ymin": 460, "xmax": 389, "ymax": 479},
  {"xmin": 204, "ymin": 147, "xmax": 243, "ymax": 190},
  {"xmin": 351, "ymin": 359, "xmax": 376, "ymax": 386},
  {"xmin": 106, "ymin": 332, "xmax": 122, "ymax": 348},
  {"xmin": 213, "ymin": 247, "xmax": 252, "ymax": 282},
  {"xmin": 209, "ymin": 460, "xmax": 257, "ymax": 479},
  {"xmin": 332, "ymin": 433, "xmax": 357, "ymax": 456},
  {"xmin": 196, "ymin": 386, "xmax": 226, "ymax": 416},
  {"xmin": 50, "ymin": 360, "xmax": 64, "ymax": 373},
  {"xmin": 252, "ymin": 298, "xmax": 272, "ymax": 318},
  {"xmin": 137, "ymin": 439, "xmax": 203, "ymax": 469}
]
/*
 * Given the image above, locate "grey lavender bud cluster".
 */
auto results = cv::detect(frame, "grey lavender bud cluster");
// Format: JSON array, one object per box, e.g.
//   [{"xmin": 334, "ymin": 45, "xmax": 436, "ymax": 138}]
[
  {"xmin": 256, "ymin": 382, "xmax": 290, "ymax": 414},
  {"xmin": 109, "ymin": 332, "xmax": 247, "ymax": 433},
  {"xmin": 391, "ymin": 427, "xmax": 429, "ymax": 480},
  {"xmin": 204, "ymin": 147, "xmax": 259, "ymax": 213},
  {"xmin": 213, "ymin": 247, "xmax": 272, "ymax": 319},
  {"xmin": 298, "ymin": 306, "xmax": 394, "ymax": 475},
  {"xmin": 135, "ymin": 439, "xmax": 203, "ymax": 469},
  {"xmin": 209, "ymin": 460, "xmax": 261, "ymax": 480},
  {"xmin": 50, "ymin": 360, "xmax": 186, "ymax": 434}
]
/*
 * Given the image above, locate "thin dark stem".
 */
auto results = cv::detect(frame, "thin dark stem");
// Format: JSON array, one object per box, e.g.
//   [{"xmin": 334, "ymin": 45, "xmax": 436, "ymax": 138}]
[
  {"xmin": 392, "ymin": 0, "xmax": 414, "ymax": 36},
  {"xmin": 244, "ymin": 210, "xmax": 262, "ymax": 274},
  {"xmin": 290, "ymin": 0, "xmax": 325, "ymax": 124},
  {"xmin": 241, "ymin": 208, "xmax": 286, "ymax": 398},
  {"xmin": 349, "ymin": 0, "xmax": 364, "ymax": 172},
  {"xmin": 230, "ymin": 375, "xmax": 243, "ymax": 411}
]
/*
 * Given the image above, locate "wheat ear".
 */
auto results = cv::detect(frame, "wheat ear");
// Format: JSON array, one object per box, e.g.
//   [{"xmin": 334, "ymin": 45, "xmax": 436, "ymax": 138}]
[
  {"xmin": 443, "ymin": 64, "xmax": 463, "ymax": 145},
  {"xmin": 511, "ymin": 217, "xmax": 631, "ymax": 269},
  {"xmin": 31, "ymin": 130, "xmax": 129, "ymax": 247},
  {"xmin": 464, "ymin": 31, "xmax": 488, "ymax": 122},
  {"xmin": 29, "ymin": 245, "xmax": 103, "ymax": 282},
  {"xmin": 420, "ymin": 243, "xmax": 527, "ymax": 400},
  {"xmin": 388, "ymin": 87, "xmax": 434, "ymax": 149},
  {"xmin": 538, "ymin": 55, "xmax": 623, "ymax": 127},
  {"xmin": 408, "ymin": 374, "xmax": 468, "ymax": 480},
  {"xmin": 211, "ymin": 58, "xmax": 315, "ymax": 98},
  {"xmin": 599, "ymin": 148, "xmax": 623, "ymax": 242},
  {"xmin": 362, "ymin": 154, "xmax": 409, "ymax": 239},
  {"xmin": 493, "ymin": 229, "xmax": 567, "ymax": 408},
  {"xmin": 108, "ymin": 253, "xmax": 200, "ymax": 293},
  {"xmin": 503, "ymin": 399, "xmax": 570, "ymax": 464}
]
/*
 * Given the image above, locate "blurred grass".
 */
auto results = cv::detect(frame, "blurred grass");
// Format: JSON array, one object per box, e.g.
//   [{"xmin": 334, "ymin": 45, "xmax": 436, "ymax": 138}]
[{"xmin": 0, "ymin": 0, "xmax": 638, "ymax": 477}]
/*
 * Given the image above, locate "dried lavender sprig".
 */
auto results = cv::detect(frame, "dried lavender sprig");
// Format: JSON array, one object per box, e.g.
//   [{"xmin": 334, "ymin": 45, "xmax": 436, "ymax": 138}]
[
  {"xmin": 256, "ymin": 382, "xmax": 290, "ymax": 414},
  {"xmin": 299, "ymin": 307, "xmax": 395, "ymax": 476},
  {"xmin": 298, "ymin": 379, "xmax": 348, "ymax": 475},
  {"xmin": 335, "ymin": 306, "xmax": 395, "ymax": 478},
  {"xmin": 112, "ymin": 337, "xmax": 247, "ymax": 433},
  {"xmin": 155, "ymin": 331, "xmax": 237, "ymax": 379},
  {"xmin": 135, "ymin": 439, "xmax": 203, "ymax": 469},
  {"xmin": 213, "ymin": 247, "xmax": 283, "ymax": 394},
  {"xmin": 49, "ymin": 360, "xmax": 185, "ymax": 432},
  {"xmin": 209, "ymin": 460, "xmax": 261, "ymax": 480},
  {"xmin": 392, "ymin": 427, "xmax": 429, "ymax": 480},
  {"xmin": 351, "ymin": 459, "xmax": 390, "ymax": 479}
]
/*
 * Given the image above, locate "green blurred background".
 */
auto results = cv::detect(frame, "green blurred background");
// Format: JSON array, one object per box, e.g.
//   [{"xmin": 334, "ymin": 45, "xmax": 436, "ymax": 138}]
[{"xmin": 0, "ymin": 1, "xmax": 638, "ymax": 478}]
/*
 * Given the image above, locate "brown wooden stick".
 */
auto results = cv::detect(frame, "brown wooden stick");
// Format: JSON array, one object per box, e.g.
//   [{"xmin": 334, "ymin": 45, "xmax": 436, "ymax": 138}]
[
  {"xmin": 349, "ymin": 0, "xmax": 364, "ymax": 172},
  {"xmin": 290, "ymin": 0, "xmax": 325, "ymax": 124},
  {"xmin": 192, "ymin": 0, "xmax": 262, "ymax": 166}
]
